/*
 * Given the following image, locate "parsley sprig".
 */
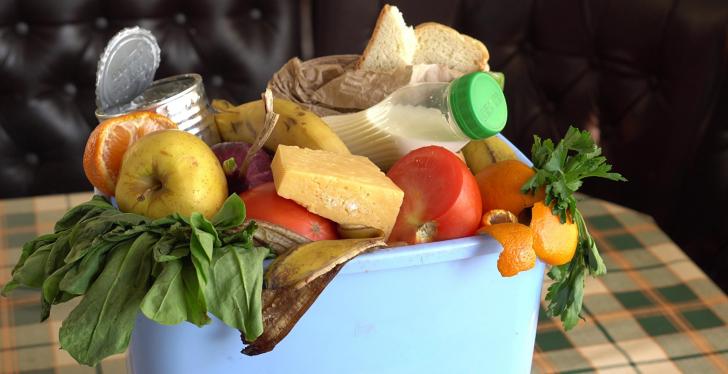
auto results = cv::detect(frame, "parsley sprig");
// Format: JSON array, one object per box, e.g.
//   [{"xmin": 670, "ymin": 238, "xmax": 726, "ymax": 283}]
[{"xmin": 521, "ymin": 126, "xmax": 626, "ymax": 330}]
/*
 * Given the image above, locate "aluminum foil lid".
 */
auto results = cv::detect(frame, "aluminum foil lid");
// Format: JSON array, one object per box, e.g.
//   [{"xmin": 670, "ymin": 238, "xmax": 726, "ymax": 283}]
[{"xmin": 95, "ymin": 27, "xmax": 160, "ymax": 111}]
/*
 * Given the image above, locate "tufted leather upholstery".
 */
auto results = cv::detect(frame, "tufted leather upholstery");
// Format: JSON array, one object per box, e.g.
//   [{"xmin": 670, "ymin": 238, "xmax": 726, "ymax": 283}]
[
  {"xmin": 0, "ymin": 1, "xmax": 727, "ymax": 285},
  {"xmin": 0, "ymin": 0, "xmax": 300, "ymax": 197},
  {"xmin": 313, "ymin": 0, "xmax": 728, "ymax": 288},
  {"xmin": 313, "ymin": 0, "xmax": 728, "ymax": 229}
]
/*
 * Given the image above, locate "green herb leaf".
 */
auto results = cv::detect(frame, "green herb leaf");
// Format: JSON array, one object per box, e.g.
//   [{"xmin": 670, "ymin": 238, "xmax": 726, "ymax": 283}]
[
  {"xmin": 180, "ymin": 258, "xmax": 210, "ymax": 327},
  {"xmin": 212, "ymin": 193, "xmax": 247, "ymax": 230},
  {"xmin": 7, "ymin": 233, "xmax": 59, "ymax": 280},
  {"xmin": 152, "ymin": 223, "xmax": 190, "ymax": 262},
  {"xmin": 189, "ymin": 212, "xmax": 218, "ymax": 284},
  {"xmin": 54, "ymin": 195, "xmax": 113, "ymax": 233},
  {"xmin": 41, "ymin": 263, "xmax": 77, "ymax": 321},
  {"xmin": 59, "ymin": 233, "xmax": 156, "ymax": 366},
  {"xmin": 44, "ymin": 233, "xmax": 70, "ymax": 273},
  {"xmin": 185, "ymin": 212, "xmax": 218, "ymax": 326},
  {"xmin": 207, "ymin": 244, "xmax": 269, "ymax": 341},
  {"xmin": 3, "ymin": 192, "xmax": 259, "ymax": 367},
  {"xmin": 524, "ymin": 126, "xmax": 625, "ymax": 330},
  {"xmin": 4, "ymin": 243, "xmax": 53, "ymax": 291},
  {"xmin": 59, "ymin": 241, "xmax": 118, "ymax": 295},
  {"xmin": 141, "ymin": 259, "xmax": 188, "ymax": 325}
]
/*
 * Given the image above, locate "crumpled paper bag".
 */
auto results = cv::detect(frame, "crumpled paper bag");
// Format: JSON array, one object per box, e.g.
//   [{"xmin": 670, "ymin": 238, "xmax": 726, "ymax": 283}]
[{"xmin": 267, "ymin": 55, "xmax": 465, "ymax": 117}]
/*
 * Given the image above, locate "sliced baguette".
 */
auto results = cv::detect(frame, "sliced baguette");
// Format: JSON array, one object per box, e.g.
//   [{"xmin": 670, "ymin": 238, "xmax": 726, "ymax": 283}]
[
  {"xmin": 356, "ymin": 5, "xmax": 417, "ymax": 72},
  {"xmin": 413, "ymin": 22, "xmax": 490, "ymax": 72}
]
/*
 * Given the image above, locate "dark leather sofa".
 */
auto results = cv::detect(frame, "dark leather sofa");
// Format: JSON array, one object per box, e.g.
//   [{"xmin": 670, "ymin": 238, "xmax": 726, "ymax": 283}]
[{"xmin": 0, "ymin": 0, "xmax": 726, "ymax": 289}]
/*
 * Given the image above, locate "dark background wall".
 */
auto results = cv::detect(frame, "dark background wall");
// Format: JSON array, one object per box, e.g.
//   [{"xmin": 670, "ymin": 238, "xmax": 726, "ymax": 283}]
[{"xmin": 0, "ymin": 0, "xmax": 726, "ymax": 289}]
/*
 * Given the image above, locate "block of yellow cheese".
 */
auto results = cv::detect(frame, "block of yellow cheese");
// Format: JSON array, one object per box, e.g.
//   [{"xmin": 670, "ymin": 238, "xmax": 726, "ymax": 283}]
[{"xmin": 271, "ymin": 145, "xmax": 404, "ymax": 238}]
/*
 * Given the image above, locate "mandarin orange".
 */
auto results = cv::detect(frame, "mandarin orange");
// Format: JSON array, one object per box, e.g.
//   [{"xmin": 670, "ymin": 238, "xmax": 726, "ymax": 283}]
[
  {"xmin": 474, "ymin": 160, "xmax": 545, "ymax": 217},
  {"xmin": 82, "ymin": 112, "xmax": 177, "ymax": 196}
]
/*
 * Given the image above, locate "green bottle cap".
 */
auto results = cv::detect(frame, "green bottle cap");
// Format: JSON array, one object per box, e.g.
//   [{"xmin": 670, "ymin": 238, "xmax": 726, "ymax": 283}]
[{"xmin": 449, "ymin": 71, "xmax": 507, "ymax": 139}]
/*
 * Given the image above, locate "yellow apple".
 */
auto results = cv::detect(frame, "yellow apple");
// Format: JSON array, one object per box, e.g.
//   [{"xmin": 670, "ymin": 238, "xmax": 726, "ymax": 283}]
[{"xmin": 115, "ymin": 129, "xmax": 228, "ymax": 219}]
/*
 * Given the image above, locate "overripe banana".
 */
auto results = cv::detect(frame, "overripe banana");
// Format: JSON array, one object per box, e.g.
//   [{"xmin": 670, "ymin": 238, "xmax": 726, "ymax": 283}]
[
  {"xmin": 337, "ymin": 224, "xmax": 385, "ymax": 239},
  {"xmin": 461, "ymin": 136, "xmax": 517, "ymax": 175},
  {"xmin": 213, "ymin": 99, "xmax": 350, "ymax": 155},
  {"xmin": 265, "ymin": 237, "xmax": 386, "ymax": 290}
]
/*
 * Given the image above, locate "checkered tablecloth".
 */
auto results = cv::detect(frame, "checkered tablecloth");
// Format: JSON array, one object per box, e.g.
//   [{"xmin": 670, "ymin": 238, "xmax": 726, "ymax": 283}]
[{"xmin": 1, "ymin": 192, "xmax": 726, "ymax": 373}]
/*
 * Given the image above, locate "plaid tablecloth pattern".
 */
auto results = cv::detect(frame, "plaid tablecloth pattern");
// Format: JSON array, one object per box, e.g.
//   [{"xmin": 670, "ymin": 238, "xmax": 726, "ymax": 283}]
[{"xmin": 1, "ymin": 192, "xmax": 726, "ymax": 374}]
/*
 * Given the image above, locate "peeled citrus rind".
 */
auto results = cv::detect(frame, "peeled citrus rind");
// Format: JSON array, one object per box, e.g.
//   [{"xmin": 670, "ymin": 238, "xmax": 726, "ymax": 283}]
[
  {"xmin": 481, "ymin": 209, "xmax": 519, "ymax": 226},
  {"xmin": 530, "ymin": 201, "xmax": 578, "ymax": 266},
  {"xmin": 478, "ymin": 222, "xmax": 536, "ymax": 277}
]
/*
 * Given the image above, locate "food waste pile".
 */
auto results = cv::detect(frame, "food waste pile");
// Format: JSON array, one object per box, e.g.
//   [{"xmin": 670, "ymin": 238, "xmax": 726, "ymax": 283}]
[{"xmin": 0, "ymin": 5, "xmax": 624, "ymax": 367}]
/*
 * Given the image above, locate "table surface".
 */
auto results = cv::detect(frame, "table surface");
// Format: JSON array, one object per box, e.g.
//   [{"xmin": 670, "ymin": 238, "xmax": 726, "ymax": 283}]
[{"xmin": 0, "ymin": 192, "xmax": 726, "ymax": 374}]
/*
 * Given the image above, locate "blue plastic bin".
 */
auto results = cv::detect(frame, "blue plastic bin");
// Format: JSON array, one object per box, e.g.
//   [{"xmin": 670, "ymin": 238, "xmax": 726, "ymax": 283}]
[{"xmin": 127, "ymin": 135, "xmax": 546, "ymax": 373}]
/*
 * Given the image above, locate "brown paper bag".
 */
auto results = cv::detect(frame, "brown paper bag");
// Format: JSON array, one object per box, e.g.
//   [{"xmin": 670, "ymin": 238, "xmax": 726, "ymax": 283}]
[{"xmin": 267, "ymin": 55, "xmax": 464, "ymax": 117}]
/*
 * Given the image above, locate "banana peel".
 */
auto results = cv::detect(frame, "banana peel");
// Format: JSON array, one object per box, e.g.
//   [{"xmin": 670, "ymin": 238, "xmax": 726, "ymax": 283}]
[
  {"xmin": 242, "ymin": 263, "xmax": 344, "ymax": 355},
  {"xmin": 253, "ymin": 221, "xmax": 311, "ymax": 256},
  {"xmin": 213, "ymin": 98, "xmax": 351, "ymax": 155},
  {"xmin": 337, "ymin": 224, "xmax": 385, "ymax": 239},
  {"xmin": 242, "ymin": 237, "xmax": 385, "ymax": 355},
  {"xmin": 461, "ymin": 136, "xmax": 517, "ymax": 175},
  {"xmin": 265, "ymin": 237, "xmax": 386, "ymax": 290}
]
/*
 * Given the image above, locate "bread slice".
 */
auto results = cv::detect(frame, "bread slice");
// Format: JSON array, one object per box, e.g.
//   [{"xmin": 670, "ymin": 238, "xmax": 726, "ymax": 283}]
[
  {"xmin": 413, "ymin": 22, "xmax": 490, "ymax": 72},
  {"xmin": 357, "ymin": 5, "xmax": 417, "ymax": 72}
]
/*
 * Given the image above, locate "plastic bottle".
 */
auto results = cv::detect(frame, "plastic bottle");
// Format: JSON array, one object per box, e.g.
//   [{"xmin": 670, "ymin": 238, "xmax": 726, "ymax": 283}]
[{"xmin": 322, "ymin": 71, "xmax": 507, "ymax": 170}]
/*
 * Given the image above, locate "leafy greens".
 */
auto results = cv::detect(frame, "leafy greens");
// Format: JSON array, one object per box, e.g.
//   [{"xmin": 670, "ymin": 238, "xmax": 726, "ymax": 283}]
[
  {"xmin": 1, "ymin": 194, "xmax": 268, "ymax": 366},
  {"xmin": 521, "ymin": 126, "xmax": 626, "ymax": 330}
]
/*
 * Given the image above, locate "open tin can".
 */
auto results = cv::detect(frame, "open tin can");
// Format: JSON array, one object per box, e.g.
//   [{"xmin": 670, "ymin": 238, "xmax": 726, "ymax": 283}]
[
  {"xmin": 94, "ymin": 27, "xmax": 220, "ymax": 145},
  {"xmin": 95, "ymin": 73, "xmax": 220, "ymax": 145}
]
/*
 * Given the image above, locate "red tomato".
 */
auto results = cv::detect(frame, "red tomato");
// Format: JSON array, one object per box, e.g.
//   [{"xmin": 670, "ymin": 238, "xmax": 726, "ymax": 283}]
[
  {"xmin": 387, "ymin": 146, "xmax": 483, "ymax": 244},
  {"xmin": 241, "ymin": 182, "xmax": 338, "ymax": 241}
]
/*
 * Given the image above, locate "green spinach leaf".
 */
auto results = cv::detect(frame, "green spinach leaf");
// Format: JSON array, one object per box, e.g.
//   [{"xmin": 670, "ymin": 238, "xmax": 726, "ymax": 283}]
[
  {"xmin": 44, "ymin": 235, "xmax": 71, "ymax": 277},
  {"xmin": 207, "ymin": 244, "xmax": 268, "ymax": 341},
  {"xmin": 189, "ymin": 212, "xmax": 218, "ymax": 284},
  {"xmin": 54, "ymin": 195, "xmax": 112, "ymax": 233},
  {"xmin": 181, "ymin": 258, "xmax": 210, "ymax": 327},
  {"xmin": 59, "ymin": 233, "xmax": 156, "ymax": 366},
  {"xmin": 41, "ymin": 262, "xmax": 78, "ymax": 321},
  {"xmin": 141, "ymin": 259, "xmax": 187, "ymax": 325},
  {"xmin": 212, "ymin": 193, "xmax": 247, "ymax": 229},
  {"xmin": 59, "ymin": 241, "xmax": 118, "ymax": 295},
  {"xmin": 2, "ymin": 242, "xmax": 54, "ymax": 294}
]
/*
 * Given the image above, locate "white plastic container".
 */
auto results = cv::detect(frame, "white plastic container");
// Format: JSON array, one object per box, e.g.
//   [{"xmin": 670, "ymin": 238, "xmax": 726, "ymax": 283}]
[
  {"xmin": 322, "ymin": 72, "xmax": 507, "ymax": 170},
  {"xmin": 127, "ymin": 135, "xmax": 544, "ymax": 373}
]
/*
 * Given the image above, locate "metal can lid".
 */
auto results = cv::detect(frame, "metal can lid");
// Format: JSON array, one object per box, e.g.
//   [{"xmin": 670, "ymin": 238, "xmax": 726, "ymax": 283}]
[{"xmin": 95, "ymin": 27, "xmax": 160, "ymax": 111}]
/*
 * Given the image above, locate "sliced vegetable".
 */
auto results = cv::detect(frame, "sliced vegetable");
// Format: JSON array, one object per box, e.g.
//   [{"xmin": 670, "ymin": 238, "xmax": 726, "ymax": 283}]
[
  {"xmin": 387, "ymin": 146, "xmax": 482, "ymax": 244},
  {"xmin": 242, "ymin": 182, "xmax": 338, "ymax": 241}
]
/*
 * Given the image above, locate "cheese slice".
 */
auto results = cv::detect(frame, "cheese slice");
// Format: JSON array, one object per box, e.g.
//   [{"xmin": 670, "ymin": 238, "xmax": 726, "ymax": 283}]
[{"xmin": 271, "ymin": 145, "xmax": 404, "ymax": 238}]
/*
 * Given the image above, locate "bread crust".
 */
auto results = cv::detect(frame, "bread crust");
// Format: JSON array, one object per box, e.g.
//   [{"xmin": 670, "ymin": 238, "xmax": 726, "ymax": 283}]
[
  {"xmin": 357, "ymin": 10, "xmax": 491, "ymax": 72},
  {"xmin": 414, "ymin": 22, "xmax": 490, "ymax": 71},
  {"xmin": 356, "ymin": 4, "xmax": 394, "ymax": 70}
]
